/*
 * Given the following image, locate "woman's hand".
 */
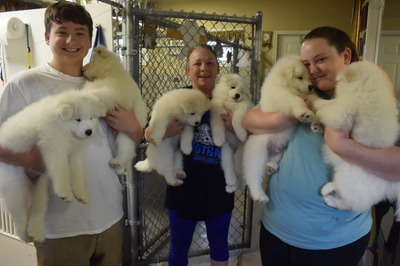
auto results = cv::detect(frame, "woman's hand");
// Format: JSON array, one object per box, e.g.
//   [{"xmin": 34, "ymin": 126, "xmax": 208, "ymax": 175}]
[
  {"xmin": 144, "ymin": 119, "xmax": 184, "ymax": 143},
  {"xmin": 105, "ymin": 106, "xmax": 143, "ymax": 143},
  {"xmin": 220, "ymin": 106, "xmax": 234, "ymax": 133},
  {"xmin": 163, "ymin": 119, "xmax": 185, "ymax": 139}
]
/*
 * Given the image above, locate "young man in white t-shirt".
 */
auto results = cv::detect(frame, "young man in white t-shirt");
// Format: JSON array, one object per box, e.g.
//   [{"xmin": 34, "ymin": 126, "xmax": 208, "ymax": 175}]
[{"xmin": 0, "ymin": 1, "xmax": 143, "ymax": 265}]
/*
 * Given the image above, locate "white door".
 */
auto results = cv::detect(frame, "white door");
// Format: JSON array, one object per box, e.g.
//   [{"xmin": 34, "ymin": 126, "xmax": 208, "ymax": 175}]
[
  {"xmin": 378, "ymin": 32, "xmax": 400, "ymax": 99},
  {"xmin": 272, "ymin": 31, "xmax": 308, "ymax": 62}
]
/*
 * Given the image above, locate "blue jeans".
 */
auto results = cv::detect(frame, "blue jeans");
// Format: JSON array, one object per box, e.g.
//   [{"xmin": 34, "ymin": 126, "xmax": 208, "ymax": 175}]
[{"xmin": 168, "ymin": 209, "xmax": 232, "ymax": 266}]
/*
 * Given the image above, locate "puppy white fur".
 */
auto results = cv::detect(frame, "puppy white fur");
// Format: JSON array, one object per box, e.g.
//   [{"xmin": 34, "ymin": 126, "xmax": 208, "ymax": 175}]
[
  {"xmin": 134, "ymin": 89, "xmax": 211, "ymax": 186},
  {"xmin": 0, "ymin": 90, "xmax": 106, "ymax": 242},
  {"xmin": 243, "ymin": 55, "xmax": 315, "ymax": 202},
  {"xmin": 83, "ymin": 46, "xmax": 148, "ymax": 174},
  {"xmin": 210, "ymin": 73, "xmax": 254, "ymax": 192},
  {"xmin": 317, "ymin": 61, "xmax": 400, "ymax": 218}
]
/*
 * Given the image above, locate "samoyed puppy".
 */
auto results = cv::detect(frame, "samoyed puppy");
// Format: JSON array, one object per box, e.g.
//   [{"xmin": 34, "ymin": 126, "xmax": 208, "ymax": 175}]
[
  {"xmin": 82, "ymin": 46, "xmax": 148, "ymax": 174},
  {"xmin": 317, "ymin": 61, "xmax": 400, "ymax": 218},
  {"xmin": 210, "ymin": 73, "xmax": 254, "ymax": 192},
  {"xmin": 134, "ymin": 89, "xmax": 211, "ymax": 186},
  {"xmin": 242, "ymin": 55, "xmax": 316, "ymax": 202},
  {"xmin": 0, "ymin": 90, "xmax": 106, "ymax": 242}
]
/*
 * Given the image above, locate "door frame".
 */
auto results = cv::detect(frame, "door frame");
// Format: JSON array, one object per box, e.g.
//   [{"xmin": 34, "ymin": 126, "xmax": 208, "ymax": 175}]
[{"xmin": 363, "ymin": 0, "xmax": 385, "ymax": 62}]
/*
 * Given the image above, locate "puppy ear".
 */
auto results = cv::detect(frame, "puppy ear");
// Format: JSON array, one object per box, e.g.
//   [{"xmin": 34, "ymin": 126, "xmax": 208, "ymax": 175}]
[
  {"xmin": 338, "ymin": 67, "xmax": 357, "ymax": 83},
  {"xmin": 93, "ymin": 46, "xmax": 106, "ymax": 59},
  {"xmin": 94, "ymin": 46, "xmax": 102, "ymax": 54},
  {"xmin": 220, "ymin": 74, "xmax": 229, "ymax": 83},
  {"xmin": 56, "ymin": 102, "xmax": 75, "ymax": 120},
  {"xmin": 92, "ymin": 100, "xmax": 107, "ymax": 117},
  {"xmin": 181, "ymin": 100, "xmax": 195, "ymax": 114},
  {"xmin": 280, "ymin": 67, "xmax": 292, "ymax": 79}
]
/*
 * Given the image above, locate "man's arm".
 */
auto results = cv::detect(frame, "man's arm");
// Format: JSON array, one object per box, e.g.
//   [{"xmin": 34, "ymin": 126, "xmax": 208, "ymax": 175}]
[
  {"xmin": 0, "ymin": 145, "xmax": 44, "ymax": 169},
  {"xmin": 104, "ymin": 106, "xmax": 143, "ymax": 143}
]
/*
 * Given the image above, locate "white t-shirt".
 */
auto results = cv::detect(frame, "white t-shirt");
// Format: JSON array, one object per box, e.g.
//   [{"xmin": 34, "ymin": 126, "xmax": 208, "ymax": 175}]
[{"xmin": 0, "ymin": 64, "xmax": 124, "ymax": 238}]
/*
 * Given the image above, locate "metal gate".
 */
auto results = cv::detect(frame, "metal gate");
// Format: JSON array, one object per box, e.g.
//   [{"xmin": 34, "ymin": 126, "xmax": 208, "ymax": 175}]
[{"xmin": 119, "ymin": 4, "xmax": 262, "ymax": 265}]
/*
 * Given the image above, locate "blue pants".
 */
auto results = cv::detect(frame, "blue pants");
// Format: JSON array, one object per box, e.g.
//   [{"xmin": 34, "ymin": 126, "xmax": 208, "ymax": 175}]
[{"xmin": 168, "ymin": 209, "xmax": 232, "ymax": 266}]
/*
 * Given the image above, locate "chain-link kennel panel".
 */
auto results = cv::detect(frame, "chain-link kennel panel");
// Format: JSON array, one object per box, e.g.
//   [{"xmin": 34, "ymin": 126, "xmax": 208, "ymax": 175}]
[{"xmin": 125, "ymin": 7, "xmax": 262, "ymax": 265}]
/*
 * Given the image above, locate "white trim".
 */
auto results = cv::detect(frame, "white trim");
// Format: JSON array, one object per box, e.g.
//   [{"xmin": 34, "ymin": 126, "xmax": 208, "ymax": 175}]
[{"xmin": 363, "ymin": 0, "xmax": 385, "ymax": 62}]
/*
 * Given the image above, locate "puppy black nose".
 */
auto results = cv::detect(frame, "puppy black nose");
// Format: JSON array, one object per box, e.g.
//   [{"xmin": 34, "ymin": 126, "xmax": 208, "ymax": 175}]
[
  {"xmin": 85, "ymin": 129, "xmax": 93, "ymax": 136},
  {"xmin": 234, "ymin": 93, "xmax": 241, "ymax": 100},
  {"xmin": 194, "ymin": 121, "xmax": 200, "ymax": 126},
  {"xmin": 308, "ymin": 85, "xmax": 315, "ymax": 92}
]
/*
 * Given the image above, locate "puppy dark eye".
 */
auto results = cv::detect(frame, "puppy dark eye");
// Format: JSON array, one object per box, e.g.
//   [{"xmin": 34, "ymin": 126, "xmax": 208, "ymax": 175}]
[
  {"xmin": 297, "ymin": 77, "xmax": 303, "ymax": 80},
  {"xmin": 75, "ymin": 118, "xmax": 81, "ymax": 122},
  {"xmin": 231, "ymin": 86, "xmax": 236, "ymax": 89},
  {"xmin": 191, "ymin": 112, "xmax": 195, "ymax": 115}
]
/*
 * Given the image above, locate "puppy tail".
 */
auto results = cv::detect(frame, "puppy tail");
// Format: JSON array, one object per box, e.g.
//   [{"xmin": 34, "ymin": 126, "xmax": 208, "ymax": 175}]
[{"xmin": 134, "ymin": 159, "xmax": 152, "ymax": 172}]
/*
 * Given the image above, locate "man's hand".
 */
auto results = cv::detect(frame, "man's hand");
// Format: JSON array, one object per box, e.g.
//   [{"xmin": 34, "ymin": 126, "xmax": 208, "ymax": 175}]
[{"xmin": 105, "ymin": 106, "xmax": 143, "ymax": 143}]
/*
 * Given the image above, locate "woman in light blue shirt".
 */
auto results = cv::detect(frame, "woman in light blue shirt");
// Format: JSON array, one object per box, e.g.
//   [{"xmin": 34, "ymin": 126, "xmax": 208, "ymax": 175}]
[{"xmin": 244, "ymin": 26, "xmax": 374, "ymax": 266}]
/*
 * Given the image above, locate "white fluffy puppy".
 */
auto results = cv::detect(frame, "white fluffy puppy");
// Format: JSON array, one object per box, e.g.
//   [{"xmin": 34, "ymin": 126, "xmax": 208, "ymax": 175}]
[
  {"xmin": 134, "ymin": 89, "xmax": 211, "ymax": 186},
  {"xmin": 0, "ymin": 90, "xmax": 106, "ymax": 242},
  {"xmin": 243, "ymin": 55, "xmax": 316, "ymax": 202},
  {"xmin": 210, "ymin": 73, "xmax": 254, "ymax": 192},
  {"xmin": 83, "ymin": 46, "xmax": 148, "ymax": 174},
  {"xmin": 317, "ymin": 61, "xmax": 400, "ymax": 218}
]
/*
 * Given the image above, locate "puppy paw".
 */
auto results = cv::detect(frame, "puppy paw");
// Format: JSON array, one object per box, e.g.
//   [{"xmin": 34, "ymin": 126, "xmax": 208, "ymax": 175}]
[
  {"xmin": 175, "ymin": 171, "xmax": 186, "ymax": 179},
  {"xmin": 248, "ymin": 186, "xmax": 269, "ymax": 203},
  {"xmin": 323, "ymin": 194, "xmax": 343, "ymax": 209},
  {"xmin": 252, "ymin": 192, "xmax": 269, "ymax": 203},
  {"xmin": 73, "ymin": 189, "xmax": 89, "ymax": 204},
  {"xmin": 109, "ymin": 157, "xmax": 127, "ymax": 175},
  {"xmin": 165, "ymin": 177, "xmax": 184, "ymax": 186},
  {"xmin": 213, "ymin": 134, "xmax": 225, "ymax": 147},
  {"xmin": 265, "ymin": 162, "xmax": 278, "ymax": 176},
  {"xmin": 226, "ymin": 182, "xmax": 238, "ymax": 193},
  {"xmin": 297, "ymin": 110, "xmax": 315, "ymax": 123},
  {"xmin": 311, "ymin": 120, "xmax": 324, "ymax": 133},
  {"xmin": 235, "ymin": 129, "xmax": 248, "ymax": 142},
  {"xmin": 320, "ymin": 182, "xmax": 336, "ymax": 196},
  {"xmin": 27, "ymin": 217, "xmax": 45, "ymax": 243},
  {"xmin": 180, "ymin": 145, "xmax": 192, "ymax": 155},
  {"xmin": 321, "ymin": 182, "xmax": 341, "ymax": 209},
  {"xmin": 53, "ymin": 186, "xmax": 75, "ymax": 202}
]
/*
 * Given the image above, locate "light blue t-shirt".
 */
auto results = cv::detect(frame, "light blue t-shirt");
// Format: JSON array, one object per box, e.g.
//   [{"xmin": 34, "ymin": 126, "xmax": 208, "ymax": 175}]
[{"xmin": 262, "ymin": 123, "xmax": 372, "ymax": 250}]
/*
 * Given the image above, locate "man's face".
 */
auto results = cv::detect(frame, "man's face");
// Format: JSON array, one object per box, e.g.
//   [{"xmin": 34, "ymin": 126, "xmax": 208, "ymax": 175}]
[{"xmin": 45, "ymin": 20, "xmax": 92, "ymax": 67}]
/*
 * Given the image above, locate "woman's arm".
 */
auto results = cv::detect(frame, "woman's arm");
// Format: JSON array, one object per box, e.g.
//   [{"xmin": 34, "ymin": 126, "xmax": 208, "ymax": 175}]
[
  {"xmin": 243, "ymin": 106, "xmax": 299, "ymax": 135},
  {"xmin": 144, "ymin": 119, "xmax": 184, "ymax": 143},
  {"xmin": 105, "ymin": 106, "xmax": 143, "ymax": 144},
  {"xmin": 324, "ymin": 126, "xmax": 400, "ymax": 181}
]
